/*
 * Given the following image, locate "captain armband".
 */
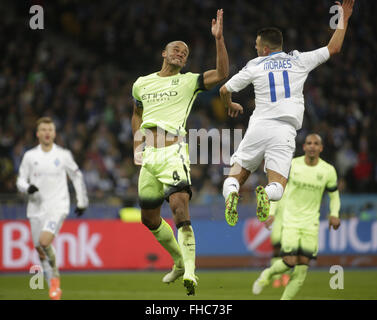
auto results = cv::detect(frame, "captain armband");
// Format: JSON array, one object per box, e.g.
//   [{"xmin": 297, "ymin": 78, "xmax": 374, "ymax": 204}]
[
  {"xmin": 134, "ymin": 99, "xmax": 143, "ymax": 108},
  {"xmin": 325, "ymin": 185, "xmax": 338, "ymax": 193}
]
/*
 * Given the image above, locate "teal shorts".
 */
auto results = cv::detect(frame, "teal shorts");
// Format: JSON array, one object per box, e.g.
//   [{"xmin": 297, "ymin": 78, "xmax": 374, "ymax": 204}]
[
  {"xmin": 138, "ymin": 142, "xmax": 191, "ymax": 209},
  {"xmin": 280, "ymin": 226, "xmax": 319, "ymax": 259}
]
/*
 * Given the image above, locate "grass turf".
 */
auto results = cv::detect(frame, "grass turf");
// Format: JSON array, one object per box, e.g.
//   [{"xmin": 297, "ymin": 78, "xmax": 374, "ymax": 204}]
[{"xmin": 0, "ymin": 269, "xmax": 376, "ymax": 300}]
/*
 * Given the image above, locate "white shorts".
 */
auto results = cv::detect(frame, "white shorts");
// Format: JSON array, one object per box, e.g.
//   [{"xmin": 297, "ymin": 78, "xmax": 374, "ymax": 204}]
[
  {"xmin": 230, "ymin": 119, "xmax": 296, "ymax": 179},
  {"xmin": 29, "ymin": 213, "xmax": 67, "ymax": 247}
]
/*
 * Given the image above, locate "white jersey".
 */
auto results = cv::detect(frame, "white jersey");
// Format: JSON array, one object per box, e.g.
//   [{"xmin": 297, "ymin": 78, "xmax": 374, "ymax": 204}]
[
  {"xmin": 225, "ymin": 46, "xmax": 330, "ymax": 129},
  {"xmin": 16, "ymin": 144, "xmax": 88, "ymax": 218}
]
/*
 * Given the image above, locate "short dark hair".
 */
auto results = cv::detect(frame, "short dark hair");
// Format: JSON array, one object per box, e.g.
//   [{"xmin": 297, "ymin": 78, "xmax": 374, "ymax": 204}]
[{"xmin": 257, "ymin": 27, "xmax": 283, "ymax": 49}]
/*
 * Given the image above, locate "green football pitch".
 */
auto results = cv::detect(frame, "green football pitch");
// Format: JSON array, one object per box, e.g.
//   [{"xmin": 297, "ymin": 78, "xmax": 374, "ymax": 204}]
[{"xmin": 0, "ymin": 269, "xmax": 376, "ymax": 300}]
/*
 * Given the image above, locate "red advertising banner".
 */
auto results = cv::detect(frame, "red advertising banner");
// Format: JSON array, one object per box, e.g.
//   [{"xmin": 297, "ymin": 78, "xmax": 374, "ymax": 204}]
[{"xmin": 0, "ymin": 220, "xmax": 174, "ymax": 271}]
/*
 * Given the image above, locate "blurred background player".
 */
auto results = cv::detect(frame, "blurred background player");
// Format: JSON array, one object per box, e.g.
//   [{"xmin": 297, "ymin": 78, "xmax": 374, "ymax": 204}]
[
  {"xmin": 131, "ymin": 9, "xmax": 229, "ymax": 295},
  {"xmin": 269, "ymin": 200, "xmax": 291, "ymax": 288},
  {"xmin": 16, "ymin": 117, "xmax": 88, "ymax": 300},
  {"xmin": 220, "ymin": 0, "xmax": 355, "ymax": 226},
  {"xmin": 252, "ymin": 133, "xmax": 341, "ymax": 299}
]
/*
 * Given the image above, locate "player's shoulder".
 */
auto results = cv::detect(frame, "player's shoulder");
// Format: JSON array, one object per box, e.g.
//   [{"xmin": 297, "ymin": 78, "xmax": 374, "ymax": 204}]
[
  {"xmin": 287, "ymin": 50, "xmax": 301, "ymax": 58},
  {"xmin": 291, "ymin": 155, "xmax": 305, "ymax": 165},
  {"xmin": 319, "ymin": 158, "xmax": 337, "ymax": 173},
  {"xmin": 54, "ymin": 144, "xmax": 73, "ymax": 157},
  {"xmin": 180, "ymin": 71, "xmax": 198, "ymax": 76},
  {"xmin": 288, "ymin": 47, "xmax": 329, "ymax": 60},
  {"xmin": 244, "ymin": 57, "xmax": 262, "ymax": 68},
  {"xmin": 179, "ymin": 71, "xmax": 200, "ymax": 79},
  {"xmin": 22, "ymin": 146, "xmax": 39, "ymax": 159},
  {"xmin": 133, "ymin": 72, "xmax": 158, "ymax": 85}
]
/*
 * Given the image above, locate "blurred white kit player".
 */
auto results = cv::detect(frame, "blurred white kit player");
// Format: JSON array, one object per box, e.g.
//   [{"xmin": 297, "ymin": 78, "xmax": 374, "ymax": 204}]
[{"xmin": 17, "ymin": 117, "xmax": 88, "ymax": 300}]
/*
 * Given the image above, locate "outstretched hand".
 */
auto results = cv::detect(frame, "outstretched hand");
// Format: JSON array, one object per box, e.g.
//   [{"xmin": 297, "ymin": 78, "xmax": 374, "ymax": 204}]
[
  {"xmin": 227, "ymin": 102, "xmax": 244, "ymax": 118},
  {"xmin": 211, "ymin": 9, "xmax": 224, "ymax": 40},
  {"xmin": 335, "ymin": 0, "xmax": 355, "ymax": 22}
]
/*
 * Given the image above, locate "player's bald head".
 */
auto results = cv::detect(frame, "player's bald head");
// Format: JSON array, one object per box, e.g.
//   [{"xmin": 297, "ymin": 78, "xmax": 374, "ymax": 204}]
[
  {"xmin": 162, "ymin": 41, "xmax": 189, "ymax": 69},
  {"xmin": 305, "ymin": 133, "xmax": 323, "ymax": 145},
  {"xmin": 165, "ymin": 41, "xmax": 189, "ymax": 52}
]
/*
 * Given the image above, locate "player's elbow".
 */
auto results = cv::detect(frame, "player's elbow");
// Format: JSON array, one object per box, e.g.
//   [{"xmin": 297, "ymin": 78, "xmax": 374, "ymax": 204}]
[
  {"xmin": 219, "ymin": 84, "xmax": 228, "ymax": 96},
  {"xmin": 327, "ymin": 45, "xmax": 341, "ymax": 56},
  {"xmin": 214, "ymin": 71, "xmax": 228, "ymax": 85}
]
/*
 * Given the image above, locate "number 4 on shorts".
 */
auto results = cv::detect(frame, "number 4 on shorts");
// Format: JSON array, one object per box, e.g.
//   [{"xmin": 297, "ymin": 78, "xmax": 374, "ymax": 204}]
[{"xmin": 173, "ymin": 171, "xmax": 180, "ymax": 181}]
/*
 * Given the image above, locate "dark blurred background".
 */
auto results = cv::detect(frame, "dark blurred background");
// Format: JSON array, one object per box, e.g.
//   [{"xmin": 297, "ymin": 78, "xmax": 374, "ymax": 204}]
[{"xmin": 0, "ymin": 0, "xmax": 376, "ymax": 212}]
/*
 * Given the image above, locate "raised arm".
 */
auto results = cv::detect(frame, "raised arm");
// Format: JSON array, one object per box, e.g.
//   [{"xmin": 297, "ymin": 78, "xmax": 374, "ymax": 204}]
[
  {"xmin": 327, "ymin": 0, "xmax": 355, "ymax": 56},
  {"xmin": 203, "ymin": 9, "xmax": 229, "ymax": 90}
]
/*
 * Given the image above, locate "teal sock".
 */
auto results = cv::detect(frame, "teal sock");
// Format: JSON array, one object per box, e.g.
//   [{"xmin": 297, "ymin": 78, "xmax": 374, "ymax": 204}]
[
  {"xmin": 265, "ymin": 259, "xmax": 292, "ymax": 280},
  {"xmin": 151, "ymin": 219, "xmax": 184, "ymax": 268},
  {"xmin": 178, "ymin": 225, "xmax": 196, "ymax": 276},
  {"xmin": 270, "ymin": 257, "xmax": 282, "ymax": 281},
  {"xmin": 281, "ymin": 264, "xmax": 308, "ymax": 300}
]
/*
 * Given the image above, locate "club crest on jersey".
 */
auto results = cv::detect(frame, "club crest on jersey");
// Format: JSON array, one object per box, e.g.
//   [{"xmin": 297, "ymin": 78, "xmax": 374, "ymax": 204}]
[
  {"xmin": 317, "ymin": 173, "xmax": 323, "ymax": 181},
  {"xmin": 54, "ymin": 158, "xmax": 60, "ymax": 167},
  {"xmin": 171, "ymin": 79, "xmax": 179, "ymax": 85}
]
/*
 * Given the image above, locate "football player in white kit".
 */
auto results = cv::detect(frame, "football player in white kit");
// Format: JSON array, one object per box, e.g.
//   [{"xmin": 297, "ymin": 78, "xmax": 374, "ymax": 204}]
[
  {"xmin": 17, "ymin": 117, "xmax": 89, "ymax": 300},
  {"xmin": 220, "ymin": 0, "xmax": 354, "ymax": 226}
]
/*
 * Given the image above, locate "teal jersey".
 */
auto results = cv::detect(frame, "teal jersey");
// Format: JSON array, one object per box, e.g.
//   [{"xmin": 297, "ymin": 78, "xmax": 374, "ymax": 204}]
[
  {"xmin": 276, "ymin": 156, "xmax": 339, "ymax": 229},
  {"xmin": 132, "ymin": 72, "xmax": 205, "ymax": 136}
]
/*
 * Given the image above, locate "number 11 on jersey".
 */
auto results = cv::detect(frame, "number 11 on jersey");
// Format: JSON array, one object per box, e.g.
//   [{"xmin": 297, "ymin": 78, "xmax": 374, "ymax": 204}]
[{"xmin": 268, "ymin": 71, "xmax": 291, "ymax": 102}]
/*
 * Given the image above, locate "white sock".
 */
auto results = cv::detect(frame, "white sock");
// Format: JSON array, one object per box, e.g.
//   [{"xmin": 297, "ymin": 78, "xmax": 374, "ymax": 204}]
[
  {"xmin": 265, "ymin": 182, "xmax": 284, "ymax": 201},
  {"xmin": 41, "ymin": 259, "xmax": 53, "ymax": 287},
  {"xmin": 42, "ymin": 245, "xmax": 60, "ymax": 278},
  {"xmin": 223, "ymin": 177, "xmax": 240, "ymax": 199}
]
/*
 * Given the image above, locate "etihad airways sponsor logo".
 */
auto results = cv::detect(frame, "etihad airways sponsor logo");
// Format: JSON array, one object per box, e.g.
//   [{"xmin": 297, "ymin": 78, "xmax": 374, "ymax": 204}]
[{"xmin": 142, "ymin": 91, "xmax": 178, "ymax": 100}]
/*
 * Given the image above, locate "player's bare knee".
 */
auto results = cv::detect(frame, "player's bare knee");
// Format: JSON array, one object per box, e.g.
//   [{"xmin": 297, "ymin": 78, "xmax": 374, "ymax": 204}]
[
  {"xmin": 283, "ymin": 255, "xmax": 297, "ymax": 267},
  {"xmin": 298, "ymin": 255, "xmax": 310, "ymax": 265},
  {"xmin": 141, "ymin": 214, "xmax": 160, "ymax": 230},
  {"xmin": 39, "ymin": 235, "xmax": 53, "ymax": 248},
  {"xmin": 39, "ymin": 239, "xmax": 50, "ymax": 249}
]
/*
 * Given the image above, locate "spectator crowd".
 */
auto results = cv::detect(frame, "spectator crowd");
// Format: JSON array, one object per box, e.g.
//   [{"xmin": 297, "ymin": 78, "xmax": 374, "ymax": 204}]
[{"xmin": 0, "ymin": 0, "xmax": 376, "ymax": 206}]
